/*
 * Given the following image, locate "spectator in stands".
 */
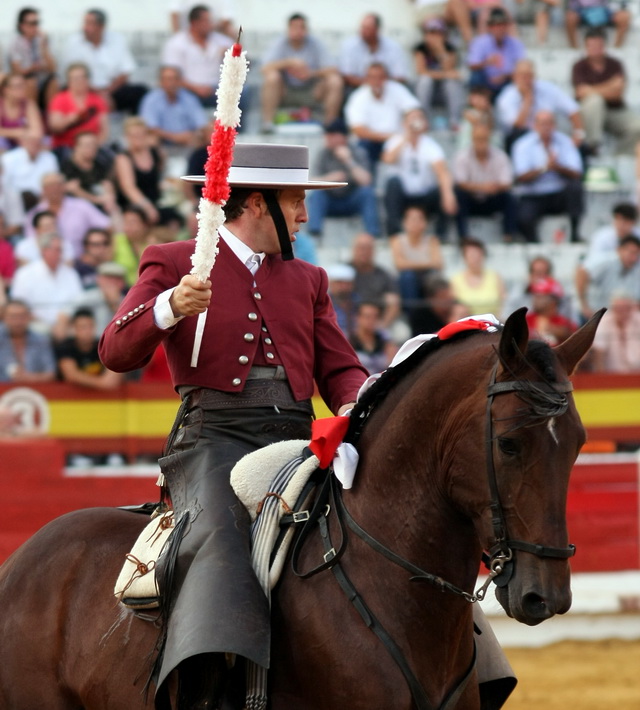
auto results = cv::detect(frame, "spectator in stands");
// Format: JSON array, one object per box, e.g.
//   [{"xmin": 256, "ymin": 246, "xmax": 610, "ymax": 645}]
[
  {"xmin": 344, "ymin": 62, "xmax": 421, "ymax": 171},
  {"xmin": 584, "ymin": 202, "xmax": 640, "ymax": 268},
  {"xmin": 15, "ymin": 209, "xmax": 72, "ymax": 266},
  {"xmin": 260, "ymin": 13, "xmax": 343, "ymax": 134},
  {"xmin": 6, "ymin": 7, "xmax": 58, "ymax": 110},
  {"xmin": 54, "ymin": 307, "xmax": 122, "ymax": 389},
  {"xmin": 515, "ymin": 0, "xmax": 562, "ymax": 46},
  {"xmin": 575, "ymin": 234, "xmax": 640, "ymax": 320},
  {"xmin": 452, "ymin": 122, "xmax": 516, "ymax": 242},
  {"xmin": 139, "ymin": 65, "xmax": 207, "ymax": 148},
  {"xmin": 390, "ymin": 205, "xmax": 444, "ymax": 316},
  {"xmin": 504, "ymin": 254, "xmax": 574, "ymax": 318},
  {"xmin": 69, "ymin": 261, "xmax": 128, "ymax": 335},
  {"xmin": 0, "ymin": 72, "xmax": 44, "ymax": 151},
  {"xmin": 349, "ymin": 232, "xmax": 401, "ymax": 331},
  {"xmin": 162, "ymin": 4, "xmax": 234, "ymax": 109},
  {"xmin": 512, "ymin": 110, "xmax": 584, "ymax": 243},
  {"xmin": 496, "ymin": 59, "xmax": 586, "ymax": 154},
  {"xmin": 1, "ymin": 134, "xmax": 59, "ymax": 212},
  {"xmin": 0, "ymin": 212, "xmax": 17, "ymax": 286},
  {"xmin": 350, "ymin": 301, "xmax": 398, "ymax": 373},
  {"xmin": 339, "ymin": 12, "xmax": 411, "ymax": 90},
  {"xmin": 306, "ymin": 118, "xmax": 381, "ymax": 238},
  {"xmin": 410, "ymin": 0, "xmax": 474, "ymax": 43},
  {"xmin": 291, "ymin": 231, "xmax": 318, "ymax": 265},
  {"xmin": 591, "ymin": 291, "xmax": 640, "ymax": 371},
  {"xmin": 466, "ymin": 7, "xmax": 526, "ymax": 100},
  {"xmin": 183, "ymin": 118, "xmax": 215, "ymax": 204},
  {"xmin": 24, "ymin": 172, "xmax": 112, "ymax": 259},
  {"xmin": 64, "ymin": 9, "xmax": 147, "ymax": 113},
  {"xmin": 381, "ymin": 107, "xmax": 457, "ymax": 238},
  {"xmin": 327, "ymin": 263, "xmax": 358, "ymax": 338},
  {"xmin": 413, "ymin": 17, "xmax": 465, "ymax": 131},
  {"xmin": 451, "ymin": 237, "xmax": 505, "ymax": 316},
  {"xmin": 456, "ymin": 85, "xmax": 499, "ymax": 150},
  {"xmin": 525, "ymin": 277, "xmax": 577, "ymax": 345},
  {"xmin": 168, "ymin": 0, "xmax": 237, "ymax": 37},
  {"xmin": 112, "ymin": 205, "xmax": 151, "ymax": 287},
  {"xmin": 114, "ymin": 117, "xmax": 165, "ymax": 226},
  {"xmin": 565, "ymin": 0, "xmax": 630, "ymax": 49},
  {"xmin": 0, "ymin": 299, "xmax": 55, "ymax": 383},
  {"xmin": 60, "ymin": 132, "xmax": 116, "ymax": 216},
  {"xmin": 47, "ymin": 62, "xmax": 110, "ymax": 153},
  {"xmin": 408, "ymin": 274, "xmax": 458, "ymax": 336},
  {"xmin": 571, "ymin": 28, "xmax": 640, "ymax": 156},
  {"xmin": 73, "ymin": 228, "xmax": 114, "ymax": 289},
  {"xmin": 10, "ymin": 232, "xmax": 84, "ymax": 338}
]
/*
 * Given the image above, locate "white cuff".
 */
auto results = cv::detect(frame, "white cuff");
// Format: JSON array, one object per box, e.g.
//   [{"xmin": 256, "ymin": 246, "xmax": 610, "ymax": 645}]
[{"xmin": 153, "ymin": 288, "xmax": 185, "ymax": 329}]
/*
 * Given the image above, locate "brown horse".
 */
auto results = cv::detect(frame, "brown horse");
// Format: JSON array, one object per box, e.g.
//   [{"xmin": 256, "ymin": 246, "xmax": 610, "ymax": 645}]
[{"xmin": 0, "ymin": 309, "xmax": 602, "ymax": 710}]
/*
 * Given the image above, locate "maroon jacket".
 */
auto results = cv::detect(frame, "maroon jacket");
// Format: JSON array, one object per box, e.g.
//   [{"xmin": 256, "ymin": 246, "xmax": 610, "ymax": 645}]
[{"xmin": 98, "ymin": 238, "xmax": 368, "ymax": 414}]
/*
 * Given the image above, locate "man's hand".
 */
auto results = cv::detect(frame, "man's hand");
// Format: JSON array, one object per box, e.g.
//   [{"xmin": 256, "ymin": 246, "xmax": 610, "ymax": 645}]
[{"xmin": 169, "ymin": 275, "xmax": 212, "ymax": 317}]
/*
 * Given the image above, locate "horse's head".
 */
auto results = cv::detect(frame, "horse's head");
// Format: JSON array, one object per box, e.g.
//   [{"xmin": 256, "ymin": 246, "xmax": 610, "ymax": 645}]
[{"xmin": 474, "ymin": 308, "xmax": 604, "ymax": 626}]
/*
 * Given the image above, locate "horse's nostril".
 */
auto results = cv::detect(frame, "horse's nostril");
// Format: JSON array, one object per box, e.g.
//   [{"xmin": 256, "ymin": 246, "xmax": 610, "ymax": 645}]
[{"xmin": 522, "ymin": 592, "xmax": 550, "ymax": 619}]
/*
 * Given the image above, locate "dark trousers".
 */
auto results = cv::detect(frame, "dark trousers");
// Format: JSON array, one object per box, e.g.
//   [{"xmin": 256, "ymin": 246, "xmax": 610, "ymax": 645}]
[
  {"xmin": 384, "ymin": 175, "xmax": 448, "ymax": 238},
  {"xmin": 111, "ymin": 82, "xmax": 148, "ymax": 114},
  {"xmin": 516, "ymin": 180, "xmax": 584, "ymax": 243},
  {"xmin": 455, "ymin": 187, "xmax": 518, "ymax": 240}
]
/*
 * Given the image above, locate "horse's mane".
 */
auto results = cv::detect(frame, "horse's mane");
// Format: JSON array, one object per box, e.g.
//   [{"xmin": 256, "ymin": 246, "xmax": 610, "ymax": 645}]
[{"xmin": 345, "ymin": 329, "xmax": 497, "ymax": 446}]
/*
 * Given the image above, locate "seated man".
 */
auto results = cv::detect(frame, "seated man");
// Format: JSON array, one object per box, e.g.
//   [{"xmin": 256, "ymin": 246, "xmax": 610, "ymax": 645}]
[
  {"xmin": 466, "ymin": 8, "xmax": 526, "ymax": 100},
  {"xmin": 0, "ymin": 299, "xmax": 55, "ymax": 383},
  {"xmin": 381, "ymin": 107, "xmax": 457, "ymax": 238},
  {"xmin": 63, "ymin": 9, "xmax": 147, "ymax": 113},
  {"xmin": 591, "ymin": 292, "xmax": 640, "ymax": 372},
  {"xmin": 139, "ymin": 65, "xmax": 208, "ymax": 148},
  {"xmin": 565, "ymin": 0, "xmax": 631, "ymax": 48},
  {"xmin": 306, "ymin": 119, "xmax": 381, "ymax": 238},
  {"xmin": 260, "ymin": 13, "xmax": 343, "ymax": 133},
  {"xmin": 496, "ymin": 59, "xmax": 585, "ymax": 154},
  {"xmin": 571, "ymin": 27, "xmax": 640, "ymax": 155},
  {"xmin": 512, "ymin": 111, "xmax": 584, "ymax": 243},
  {"xmin": 452, "ymin": 122, "xmax": 516, "ymax": 241},
  {"xmin": 339, "ymin": 12, "xmax": 411, "ymax": 90},
  {"xmin": 583, "ymin": 201, "xmax": 640, "ymax": 268},
  {"xmin": 344, "ymin": 62, "xmax": 421, "ymax": 170}
]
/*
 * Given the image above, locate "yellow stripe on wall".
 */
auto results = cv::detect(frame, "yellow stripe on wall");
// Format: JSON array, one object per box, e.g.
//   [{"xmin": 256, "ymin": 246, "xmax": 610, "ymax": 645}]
[{"xmin": 573, "ymin": 389, "xmax": 640, "ymax": 426}]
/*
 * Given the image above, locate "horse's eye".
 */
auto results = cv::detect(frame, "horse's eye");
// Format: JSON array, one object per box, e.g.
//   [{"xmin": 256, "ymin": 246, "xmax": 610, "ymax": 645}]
[{"xmin": 498, "ymin": 437, "xmax": 521, "ymax": 457}]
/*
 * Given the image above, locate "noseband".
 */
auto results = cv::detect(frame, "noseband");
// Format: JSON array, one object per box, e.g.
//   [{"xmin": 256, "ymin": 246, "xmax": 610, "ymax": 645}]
[{"xmin": 480, "ymin": 363, "xmax": 576, "ymax": 595}]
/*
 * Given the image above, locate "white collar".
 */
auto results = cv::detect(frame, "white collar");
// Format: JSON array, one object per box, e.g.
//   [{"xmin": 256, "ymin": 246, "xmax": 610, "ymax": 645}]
[{"xmin": 219, "ymin": 224, "xmax": 265, "ymax": 269}]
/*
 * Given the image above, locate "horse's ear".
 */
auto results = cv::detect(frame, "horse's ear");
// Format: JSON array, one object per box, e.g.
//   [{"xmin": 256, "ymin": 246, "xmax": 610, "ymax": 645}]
[
  {"xmin": 498, "ymin": 308, "xmax": 529, "ymax": 368},
  {"xmin": 554, "ymin": 308, "xmax": 606, "ymax": 375}
]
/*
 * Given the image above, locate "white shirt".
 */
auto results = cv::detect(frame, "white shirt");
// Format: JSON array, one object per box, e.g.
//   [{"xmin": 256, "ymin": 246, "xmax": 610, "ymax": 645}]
[
  {"xmin": 583, "ymin": 224, "xmax": 640, "ymax": 269},
  {"xmin": 382, "ymin": 133, "xmax": 446, "ymax": 195},
  {"xmin": 496, "ymin": 80, "xmax": 580, "ymax": 132},
  {"xmin": 345, "ymin": 80, "xmax": 421, "ymax": 135},
  {"xmin": 1, "ymin": 148, "xmax": 59, "ymax": 196},
  {"xmin": 339, "ymin": 35, "xmax": 409, "ymax": 82},
  {"xmin": 14, "ymin": 235, "xmax": 75, "ymax": 265},
  {"xmin": 162, "ymin": 30, "xmax": 232, "ymax": 87},
  {"xmin": 10, "ymin": 260, "xmax": 84, "ymax": 329},
  {"xmin": 166, "ymin": 0, "xmax": 237, "ymax": 31},
  {"xmin": 64, "ymin": 31, "xmax": 137, "ymax": 89}
]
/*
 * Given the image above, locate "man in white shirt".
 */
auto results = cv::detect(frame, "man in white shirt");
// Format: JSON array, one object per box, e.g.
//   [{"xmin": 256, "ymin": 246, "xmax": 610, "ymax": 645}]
[
  {"xmin": 380, "ymin": 107, "xmax": 457, "ymax": 237},
  {"xmin": 1, "ymin": 135, "xmax": 59, "ymax": 214},
  {"xmin": 512, "ymin": 110, "xmax": 584, "ymax": 243},
  {"xmin": 344, "ymin": 62, "xmax": 421, "ymax": 171},
  {"xmin": 10, "ymin": 232, "xmax": 84, "ymax": 338},
  {"xmin": 496, "ymin": 59, "xmax": 586, "ymax": 153},
  {"xmin": 339, "ymin": 13, "xmax": 411, "ymax": 90},
  {"xmin": 162, "ymin": 4, "xmax": 237, "ymax": 110},
  {"xmin": 64, "ymin": 8, "xmax": 148, "ymax": 113}
]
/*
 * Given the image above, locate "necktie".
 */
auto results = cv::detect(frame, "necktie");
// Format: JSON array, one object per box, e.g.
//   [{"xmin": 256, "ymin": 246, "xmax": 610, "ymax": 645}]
[{"xmin": 247, "ymin": 254, "xmax": 261, "ymax": 276}]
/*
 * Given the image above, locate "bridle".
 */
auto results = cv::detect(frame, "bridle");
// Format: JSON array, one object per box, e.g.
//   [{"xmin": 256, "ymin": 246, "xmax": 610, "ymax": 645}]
[{"xmin": 479, "ymin": 362, "xmax": 576, "ymax": 597}]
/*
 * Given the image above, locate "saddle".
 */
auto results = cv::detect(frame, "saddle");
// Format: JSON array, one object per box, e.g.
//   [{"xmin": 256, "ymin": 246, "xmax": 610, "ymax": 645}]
[{"xmin": 114, "ymin": 440, "xmax": 321, "ymax": 609}]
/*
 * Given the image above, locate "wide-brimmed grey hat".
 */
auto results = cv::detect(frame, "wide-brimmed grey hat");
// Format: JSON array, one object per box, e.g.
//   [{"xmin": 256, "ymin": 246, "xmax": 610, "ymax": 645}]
[{"xmin": 182, "ymin": 142, "xmax": 346, "ymax": 190}]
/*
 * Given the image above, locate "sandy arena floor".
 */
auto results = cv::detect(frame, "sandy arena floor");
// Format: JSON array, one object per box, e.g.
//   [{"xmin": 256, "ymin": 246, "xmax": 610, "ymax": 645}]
[{"xmin": 503, "ymin": 639, "xmax": 640, "ymax": 709}]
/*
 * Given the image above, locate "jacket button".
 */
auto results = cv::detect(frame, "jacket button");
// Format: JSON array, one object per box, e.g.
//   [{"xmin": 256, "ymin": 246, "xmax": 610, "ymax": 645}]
[
  {"xmin": 238, "ymin": 355, "xmax": 249, "ymax": 365},
  {"xmin": 261, "ymin": 326, "xmax": 268, "ymax": 332},
  {"xmin": 128, "ymin": 311, "xmax": 134, "ymax": 317},
  {"xmin": 232, "ymin": 378, "xmax": 242, "ymax": 386},
  {"xmin": 264, "ymin": 337, "xmax": 272, "ymax": 345},
  {"xmin": 254, "ymin": 292, "xmax": 262, "ymax": 300},
  {"xmin": 244, "ymin": 333, "xmax": 254, "ymax": 342},
  {"xmin": 116, "ymin": 319, "xmax": 122, "ymax": 326},
  {"xmin": 266, "ymin": 352, "xmax": 275, "ymax": 360},
  {"xmin": 248, "ymin": 313, "xmax": 258, "ymax": 321},
  {"xmin": 139, "ymin": 303, "xmax": 145, "ymax": 309}
]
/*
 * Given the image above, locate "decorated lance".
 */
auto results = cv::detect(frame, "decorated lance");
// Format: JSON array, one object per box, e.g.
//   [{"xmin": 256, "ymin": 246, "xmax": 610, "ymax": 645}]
[{"xmin": 189, "ymin": 30, "xmax": 249, "ymax": 367}]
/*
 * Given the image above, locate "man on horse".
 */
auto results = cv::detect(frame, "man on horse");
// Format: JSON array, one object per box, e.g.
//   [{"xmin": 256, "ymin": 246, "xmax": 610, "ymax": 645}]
[{"xmin": 98, "ymin": 142, "xmax": 369, "ymax": 708}]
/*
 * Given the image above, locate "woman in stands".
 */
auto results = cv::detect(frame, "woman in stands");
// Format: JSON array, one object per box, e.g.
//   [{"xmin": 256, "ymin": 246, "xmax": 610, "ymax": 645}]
[{"xmin": 0, "ymin": 72, "xmax": 43, "ymax": 150}]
